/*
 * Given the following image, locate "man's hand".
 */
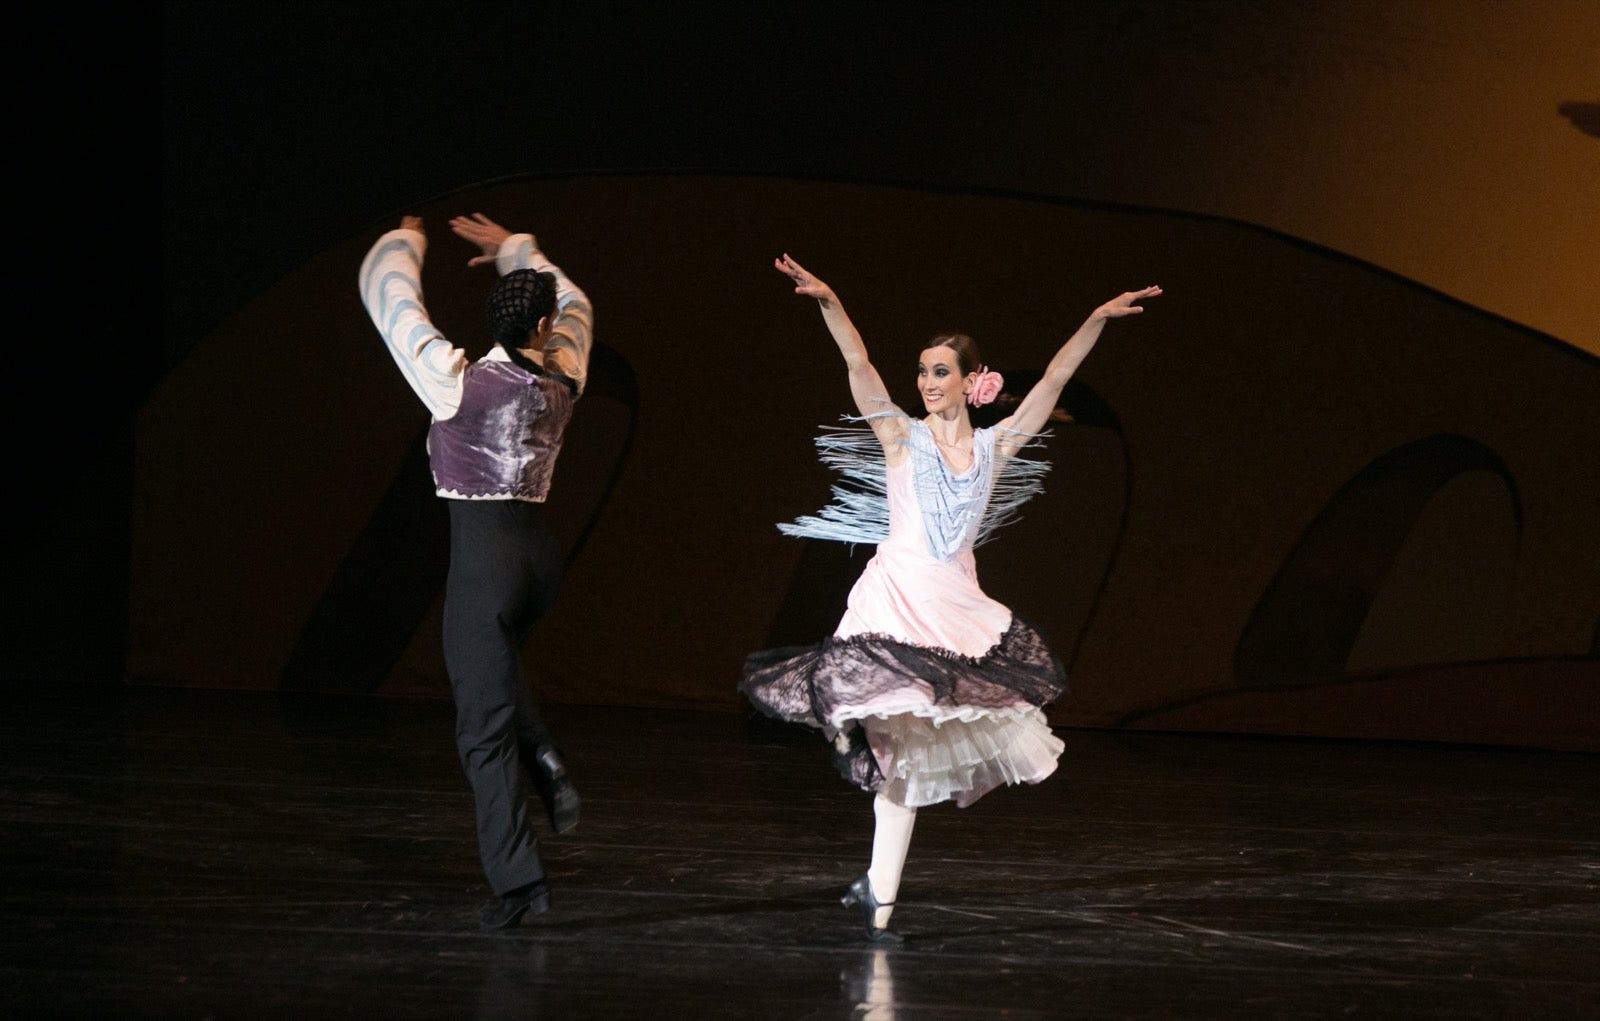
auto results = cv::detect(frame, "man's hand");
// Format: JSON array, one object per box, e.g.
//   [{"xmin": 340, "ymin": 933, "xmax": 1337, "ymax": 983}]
[{"xmin": 450, "ymin": 213, "xmax": 516, "ymax": 268}]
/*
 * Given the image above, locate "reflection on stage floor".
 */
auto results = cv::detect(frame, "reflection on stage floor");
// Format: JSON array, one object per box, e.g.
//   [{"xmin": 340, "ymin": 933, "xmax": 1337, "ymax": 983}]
[{"xmin": 2, "ymin": 687, "xmax": 1596, "ymax": 1018}]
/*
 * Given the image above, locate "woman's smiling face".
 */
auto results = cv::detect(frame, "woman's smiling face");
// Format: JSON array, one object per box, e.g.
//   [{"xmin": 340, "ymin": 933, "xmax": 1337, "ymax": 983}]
[{"xmin": 917, "ymin": 345, "xmax": 970, "ymax": 414}]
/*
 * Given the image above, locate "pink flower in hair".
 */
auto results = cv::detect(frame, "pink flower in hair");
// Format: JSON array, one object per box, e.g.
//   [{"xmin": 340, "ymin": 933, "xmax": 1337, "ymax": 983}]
[{"xmin": 967, "ymin": 367, "xmax": 1004, "ymax": 407}]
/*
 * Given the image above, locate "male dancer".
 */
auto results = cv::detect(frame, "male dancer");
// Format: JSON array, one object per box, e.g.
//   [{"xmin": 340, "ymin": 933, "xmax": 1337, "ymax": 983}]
[{"xmin": 359, "ymin": 212, "xmax": 590, "ymax": 930}]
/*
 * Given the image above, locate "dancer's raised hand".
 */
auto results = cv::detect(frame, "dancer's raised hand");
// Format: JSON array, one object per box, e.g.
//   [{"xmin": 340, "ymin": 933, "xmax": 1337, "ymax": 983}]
[
  {"xmin": 775, "ymin": 253, "xmax": 835, "ymax": 303},
  {"xmin": 1093, "ymin": 285, "xmax": 1163, "ymax": 320},
  {"xmin": 451, "ymin": 213, "xmax": 515, "ymax": 268}
]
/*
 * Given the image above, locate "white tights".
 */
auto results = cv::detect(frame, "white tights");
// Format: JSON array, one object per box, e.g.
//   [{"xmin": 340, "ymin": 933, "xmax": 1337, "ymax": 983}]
[{"xmin": 866, "ymin": 792, "xmax": 917, "ymax": 929}]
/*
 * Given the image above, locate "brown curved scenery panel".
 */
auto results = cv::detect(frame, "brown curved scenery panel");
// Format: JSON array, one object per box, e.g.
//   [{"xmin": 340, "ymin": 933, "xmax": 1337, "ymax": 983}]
[{"xmin": 124, "ymin": 175, "xmax": 1598, "ymax": 750}]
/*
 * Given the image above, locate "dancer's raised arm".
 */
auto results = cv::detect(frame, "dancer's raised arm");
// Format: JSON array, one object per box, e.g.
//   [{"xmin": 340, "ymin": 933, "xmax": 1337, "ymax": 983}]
[
  {"xmin": 451, "ymin": 212, "xmax": 594, "ymax": 395},
  {"xmin": 358, "ymin": 215, "xmax": 469, "ymax": 419},
  {"xmin": 775, "ymin": 254, "xmax": 908, "ymax": 452},
  {"xmin": 997, "ymin": 285, "xmax": 1162, "ymax": 456}
]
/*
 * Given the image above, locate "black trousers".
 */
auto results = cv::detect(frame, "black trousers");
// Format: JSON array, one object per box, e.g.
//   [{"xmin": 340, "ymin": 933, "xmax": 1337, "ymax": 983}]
[{"xmin": 442, "ymin": 499, "xmax": 563, "ymax": 895}]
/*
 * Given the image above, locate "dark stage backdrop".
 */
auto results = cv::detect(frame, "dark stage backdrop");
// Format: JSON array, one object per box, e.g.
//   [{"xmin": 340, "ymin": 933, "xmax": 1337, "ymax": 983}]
[{"xmin": 126, "ymin": 176, "xmax": 1600, "ymax": 751}]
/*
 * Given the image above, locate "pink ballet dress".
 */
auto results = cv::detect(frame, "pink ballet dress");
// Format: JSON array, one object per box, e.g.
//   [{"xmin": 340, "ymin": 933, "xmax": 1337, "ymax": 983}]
[{"xmin": 741, "ymin": 415, "xmax": 1066, "ymax": 808}]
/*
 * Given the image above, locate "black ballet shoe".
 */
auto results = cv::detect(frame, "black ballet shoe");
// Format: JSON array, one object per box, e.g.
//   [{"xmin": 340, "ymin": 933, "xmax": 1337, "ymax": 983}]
[
  {"xmin": 531, "ymin": 744, "xmax": 580, "ymax": 835},
  {"xmin": 479, "ymin": 878, "xmax": 552, "ymax": 932},
  {"xmin": 841, "ymin": 875, "xmax": 903, "ymax": 944}
]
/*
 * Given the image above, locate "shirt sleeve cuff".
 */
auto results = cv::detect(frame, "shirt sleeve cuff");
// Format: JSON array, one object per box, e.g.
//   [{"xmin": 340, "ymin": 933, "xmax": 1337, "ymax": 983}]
[{"xmin": 496, "ymin": 233, "xmax": 554, "ymax": 275}]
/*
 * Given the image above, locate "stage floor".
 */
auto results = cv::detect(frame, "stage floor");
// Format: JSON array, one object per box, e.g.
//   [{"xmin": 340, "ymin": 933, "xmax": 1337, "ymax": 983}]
[{"xmin": 3, "ymin": 687, "xmax": 1597, "ymax": 1018}]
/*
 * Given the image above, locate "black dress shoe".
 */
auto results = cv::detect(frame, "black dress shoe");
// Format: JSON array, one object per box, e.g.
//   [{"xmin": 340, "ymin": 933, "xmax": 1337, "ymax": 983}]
[
  {"xmin": 479, "ymin": 879, "xmax": 552, "ymax": 932},
  {"xmin": 531, "ymin": 744, "xmax": 580, "ymax": 835},
  {"xmin": 841, "ymin": 875, "xmax": 903, "ymax": 944}
]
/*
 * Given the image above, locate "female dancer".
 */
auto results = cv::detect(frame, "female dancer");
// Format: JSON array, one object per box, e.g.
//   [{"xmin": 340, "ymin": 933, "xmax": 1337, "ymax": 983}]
[
  {"xmin": 359, "ymin": 213, "xmax": 590, "ymax": 931},
  {"xmin": 741, "ymin": 253, "xmax": 1159, "ymax": 943}
]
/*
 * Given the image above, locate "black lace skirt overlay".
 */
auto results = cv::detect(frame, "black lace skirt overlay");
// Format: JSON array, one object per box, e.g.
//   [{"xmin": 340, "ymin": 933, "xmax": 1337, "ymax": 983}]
[
  {"xmin": 741, "ymin": 617, "xmax": 1066, "ymax": 793},
  {"xmin": 740, "ymin": 615, "xmax": 1066, "ymax": 730}
]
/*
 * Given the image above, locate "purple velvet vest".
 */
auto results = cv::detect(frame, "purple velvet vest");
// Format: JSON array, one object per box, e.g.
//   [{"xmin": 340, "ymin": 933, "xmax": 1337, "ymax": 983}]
[{"xmin": 428, "ymin": 359, "xmax": 576, "ymax": 501}]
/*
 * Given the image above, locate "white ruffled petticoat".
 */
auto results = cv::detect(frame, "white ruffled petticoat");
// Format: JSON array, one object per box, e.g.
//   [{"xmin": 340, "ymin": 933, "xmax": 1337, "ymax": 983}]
[{"xmin": 858, "ymin": 704, "xmax": 1065, "ymax": 809}]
